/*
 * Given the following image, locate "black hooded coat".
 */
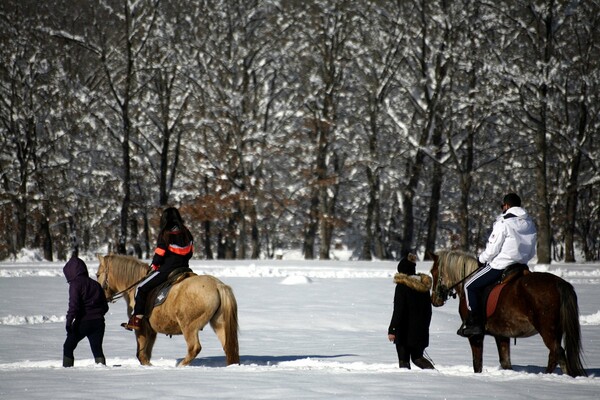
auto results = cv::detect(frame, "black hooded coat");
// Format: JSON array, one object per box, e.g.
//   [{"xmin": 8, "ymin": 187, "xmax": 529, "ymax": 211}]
[
  {"xmin": 63, "ymin": 257, "xmax": 108, "ymax": 328},
  {"xmin": 388, "ymin": 257, "xmax": 433, "ymax": 351}
]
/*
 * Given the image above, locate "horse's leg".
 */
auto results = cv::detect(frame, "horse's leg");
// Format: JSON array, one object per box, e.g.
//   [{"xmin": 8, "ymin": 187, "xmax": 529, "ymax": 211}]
[
  {"xmin": 145, "ymin": 330, "xmax": 157, "ymax": 364},
  {"xmin": 178, "ymin": 324, "xmax": 202, "ymax": 367},
  {"xmin": 530, "ymin": 303, "xmax": 562, "ymax": 374},
  {"xmin": 211, "ymin": 318, "xmax": 240, "ymax": 365},
  {"xmin": 135, "ymin": 330, "xmax": 154, "ymax": 366},
  {"xmin": 468, "ymin": 335, "xmax": 484, "ymax": 373},
  {"xmin": 538, "ymin": 328, "xmax": 561, "ymax": 373},
  {"xmin": 494, "ymin": 336, "xmax": 512, "ymax": 370},
  {"xmin": 210, "ymin": 285, "xmax": 240, "ymax": 365}
]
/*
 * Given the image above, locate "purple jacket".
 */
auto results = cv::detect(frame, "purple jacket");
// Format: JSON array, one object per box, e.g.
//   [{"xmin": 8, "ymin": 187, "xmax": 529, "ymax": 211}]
[{"xmin": 64, "ymin": 257, "xmax": 108, "ymax": 327}]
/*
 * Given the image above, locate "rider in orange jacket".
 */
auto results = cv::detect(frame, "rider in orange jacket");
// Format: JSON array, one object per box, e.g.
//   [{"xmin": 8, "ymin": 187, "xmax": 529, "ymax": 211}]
[{"xmin": 124, "ymin": 207, "xmax": 193, "ymax": 331}]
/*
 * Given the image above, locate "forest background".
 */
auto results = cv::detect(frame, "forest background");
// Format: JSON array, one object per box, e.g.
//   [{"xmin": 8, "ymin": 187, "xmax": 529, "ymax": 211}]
[{"xmin": 1, "ymin": 0, "xmax": 598, "ymax": 263}]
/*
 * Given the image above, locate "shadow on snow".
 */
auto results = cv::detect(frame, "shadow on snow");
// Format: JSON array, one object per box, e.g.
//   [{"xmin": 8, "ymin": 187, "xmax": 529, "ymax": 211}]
[{"xmin": 185, "ymin": 354, "xmax": 358, "ymax": 368}]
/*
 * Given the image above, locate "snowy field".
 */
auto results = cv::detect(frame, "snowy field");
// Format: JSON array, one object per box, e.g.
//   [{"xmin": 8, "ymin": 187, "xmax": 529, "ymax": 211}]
[{"xmin": 1, "ymin": 253, "xmax": 599, "ymax": 399}]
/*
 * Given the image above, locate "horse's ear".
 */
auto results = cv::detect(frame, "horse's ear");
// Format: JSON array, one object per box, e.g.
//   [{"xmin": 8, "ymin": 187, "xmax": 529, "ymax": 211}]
[
  {"xmin": 96, "ymin": 253, "xmax": 104, "ymax": 262},
  {"xmin": 426, "ymin": 250, "xmax": 437, "ymax": 261}
]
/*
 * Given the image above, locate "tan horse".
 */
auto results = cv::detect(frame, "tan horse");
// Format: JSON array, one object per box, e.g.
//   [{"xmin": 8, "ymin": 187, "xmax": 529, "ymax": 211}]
[{"xmin": 96, "ymin": 254, "xmax": 239, "ymax": 366}]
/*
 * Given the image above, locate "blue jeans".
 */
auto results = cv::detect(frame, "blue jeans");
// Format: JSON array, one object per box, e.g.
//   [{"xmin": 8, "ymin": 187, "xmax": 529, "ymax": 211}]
[{"xmin": 464, "ymin": 265, "xmax": 503, "ymax": 314}]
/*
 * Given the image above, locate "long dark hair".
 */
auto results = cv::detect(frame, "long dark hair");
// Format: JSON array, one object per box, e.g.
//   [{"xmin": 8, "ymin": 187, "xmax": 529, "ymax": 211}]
[{"xmin": 159, "ymin": 207, "xmax": 192, "ymax": 244}]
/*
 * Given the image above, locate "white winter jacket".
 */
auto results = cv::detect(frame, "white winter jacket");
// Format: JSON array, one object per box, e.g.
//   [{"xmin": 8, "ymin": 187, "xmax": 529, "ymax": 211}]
[{"xmin": 478, "ymin": 206, "xmax": 537, "ymax": 270}]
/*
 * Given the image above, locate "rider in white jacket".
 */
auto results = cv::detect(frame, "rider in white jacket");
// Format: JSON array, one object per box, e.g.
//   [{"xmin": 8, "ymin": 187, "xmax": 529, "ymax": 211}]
[{"xmin": 460, "ymin": 193, "xmax": 537, "ymax": 337}]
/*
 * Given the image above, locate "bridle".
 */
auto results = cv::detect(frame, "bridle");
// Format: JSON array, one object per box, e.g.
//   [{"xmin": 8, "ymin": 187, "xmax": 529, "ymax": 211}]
[
  {"xmin": 97, "ymin": 260, "xmax": 149, "ymax": 303},
  {"xmin": 433, "ymin": 259, "xmax": 479, "ymax": 304}
]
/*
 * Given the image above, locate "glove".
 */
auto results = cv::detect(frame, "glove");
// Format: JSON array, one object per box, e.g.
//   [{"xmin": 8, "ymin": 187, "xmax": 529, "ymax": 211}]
[
  {"xmin": 65, "ymin": 320, "xmax": 74, "ymax": 334},
  {"xmin": 151, "ymin": 264, "xmax": 159, "ymax": 271},
  {"xmin": 477, "ymin": 260, "xmax": 485, "ymax": 268}
]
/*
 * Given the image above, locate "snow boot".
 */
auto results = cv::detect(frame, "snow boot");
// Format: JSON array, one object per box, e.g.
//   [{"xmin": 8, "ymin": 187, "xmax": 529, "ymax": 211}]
[
  {"xmin": 413, "ymin": 357, "xmax": 435, "ymax": 370},
  {"xmin": 398, "ymin": 361, "xmax": 411, "ymax": 369},
  {"xmin": 63, "ymin": 356, "xmax": 74, "ymax": 368}
]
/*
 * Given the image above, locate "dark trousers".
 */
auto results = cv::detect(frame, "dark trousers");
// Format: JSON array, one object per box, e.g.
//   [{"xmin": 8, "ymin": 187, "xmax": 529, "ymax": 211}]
[
  {"xmin": 464, "ymin": 265, "xmax": 503, "ymax": 314},
  {"xmin": 63, "ymin": 318, "xmax": 105, "ymax": 359},
  {"xmin": 133, "ymin": 270, "xmax": 169, "ymax": 316},
  {"xmin": 395, "ymin": 343, "xmax": 424, "ymax": 365}
]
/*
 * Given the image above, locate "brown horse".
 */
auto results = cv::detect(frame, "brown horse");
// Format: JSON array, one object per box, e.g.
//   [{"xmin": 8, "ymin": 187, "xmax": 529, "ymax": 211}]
[
  {"xmin": 96, "ymin": 254, "xmax": 239, "ymax": 366},
  {"xmin": 429, "ymin": 250, "xmax": 586, "ymax": 377}
]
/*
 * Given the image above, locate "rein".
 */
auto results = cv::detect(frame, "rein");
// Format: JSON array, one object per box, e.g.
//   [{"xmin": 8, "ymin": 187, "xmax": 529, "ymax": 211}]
[{"xmin": 107, "ymin": 277, "xmax": 146, "ymax": 303}]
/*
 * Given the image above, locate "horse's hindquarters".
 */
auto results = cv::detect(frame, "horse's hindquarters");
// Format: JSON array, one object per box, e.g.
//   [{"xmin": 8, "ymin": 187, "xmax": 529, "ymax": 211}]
[{"xmin": 147, "ymin": 275, "xmax": 222, "ymax": 335}]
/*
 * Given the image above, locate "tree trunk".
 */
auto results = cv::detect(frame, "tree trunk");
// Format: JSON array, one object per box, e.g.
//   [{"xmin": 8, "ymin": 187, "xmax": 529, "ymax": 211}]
[
  {"xmin": 362, "ymin": 166, "xmax": 375, "ymax": 261},
  {"xmin": 204, "ymin": 219, "xmax": 213, "ymax": 260},
  {"xmin": 532, "ymin": 9, "xmax": 555, "ymax": 265},
  {"xmin": 401, "ymin": 147, "xmax": 427, "ymax": 257},
  {"xmin": 250, "ymin": 203, "xmax": 260, "ymax": 259},
  {"xmin": 68, "ymin": 216, "xmax": 79, "ymax": 259},
  {"xmin": 116, "ymin": 6, "xmax": 134, "ymax": 255},
  {"xmin": 303, "ymin": 190, "xmax": 318, "ymax": 260},
  {"xmin": 564, "ymin": 99, "xmax": 586, "ymax": 263},
  {"xmin": 117, "ymin": 129, "xmax": 131, "ymax": 255},
  {"xmin": 143, "ymin": 211, "xmax": 150, "ymax": 259},
  {"xmin": 425, "ymin": 124, "xmax": 444, "ymax": 258},
  {"xmin": 159, "ymin": 127, "xmax": 170, "ymax": 206},
  {"xmin": 14, "ymin": 198, "xmax": 27, "ymax": 253}
]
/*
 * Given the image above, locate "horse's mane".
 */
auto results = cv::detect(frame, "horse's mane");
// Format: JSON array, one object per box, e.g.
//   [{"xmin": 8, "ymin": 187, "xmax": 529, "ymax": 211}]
[
  {"xmin": 436, "ymin": 249, "xmax": 479, "ymax": 284},
  {"xmin": 105, "ymin": 254, "xmax": 149, "ymax": 286}
]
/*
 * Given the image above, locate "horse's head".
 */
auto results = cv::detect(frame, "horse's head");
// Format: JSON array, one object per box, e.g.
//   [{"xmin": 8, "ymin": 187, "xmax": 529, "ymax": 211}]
[
  {"xmin": 96, "ymin": 254, "xmax": 116, "ymax": 300},
  {"xmin": 430, "ymin": 249, "xmax": 479, "ymax": 307},
  {"xmin": 429, "ymin": 252, "xmax": 449, "ymax": 307}
]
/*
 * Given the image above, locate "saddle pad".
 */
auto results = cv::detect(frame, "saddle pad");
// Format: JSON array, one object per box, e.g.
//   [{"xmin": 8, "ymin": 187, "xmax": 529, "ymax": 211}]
[
  {"xmin": 151, "ymin": 271, "xmax": 196, "ymax": 308},
  {"xmin": 154, "ymin": 286, "xmax": 172, "ymax": 307},
  {"xmin": 485, "ymin": 266, "xmax": 529, "ymax": 318},
  {"xmin": 486, "ymin": 282, "xmax": 507, "ymax": 318}
]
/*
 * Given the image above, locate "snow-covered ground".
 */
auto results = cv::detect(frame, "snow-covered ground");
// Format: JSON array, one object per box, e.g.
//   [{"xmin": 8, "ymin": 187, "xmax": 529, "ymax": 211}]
[{"xmin": 1, "ymin": 253, "xmax": 599, "ymax": 399}]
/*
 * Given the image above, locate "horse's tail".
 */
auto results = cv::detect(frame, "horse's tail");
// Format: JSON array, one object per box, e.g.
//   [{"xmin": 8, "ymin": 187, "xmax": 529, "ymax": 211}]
[
  {"xmin": 558, "ymin": 280, "xmax": 587, "ymax": 377},
  {"xmin": 215, "ymin": 283, "xmax": 240, "ymax": 365}
]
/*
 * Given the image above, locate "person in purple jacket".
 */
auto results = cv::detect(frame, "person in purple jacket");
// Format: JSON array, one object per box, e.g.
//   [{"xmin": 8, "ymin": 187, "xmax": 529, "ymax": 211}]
[{"xmin": 62, "ymin": 256, "xmax": 109, "ymax": 367}]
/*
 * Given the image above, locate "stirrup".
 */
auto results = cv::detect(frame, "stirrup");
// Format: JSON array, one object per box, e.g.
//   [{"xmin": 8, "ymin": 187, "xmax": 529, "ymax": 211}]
[
  {"xmin": 457, "ymin": 322, "xmax": 484, "ymax": 337},
  {"xmin": 121, "ymin": 316, "xmax": 142, "ymax": 331}
]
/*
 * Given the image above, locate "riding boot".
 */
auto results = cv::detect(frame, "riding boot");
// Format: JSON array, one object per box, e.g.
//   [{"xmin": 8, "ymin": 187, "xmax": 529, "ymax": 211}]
[
  {"xmin": 122, "ymin": 315, "xmax": 142, "ymax": 331},
  {"xmin": 62, "ymin": 356, "xmax": 74, "ymax": 368},
  {"xmin": 458, "ymin": 312, "xmax": 484, "ymax": 337},
  {"xmin": 413, "ymin": 357, "xmax": 435, "ymax": 370},
  {"xmin": 94, "ymin": 356, "xmax": 106, "ymax": 365}
]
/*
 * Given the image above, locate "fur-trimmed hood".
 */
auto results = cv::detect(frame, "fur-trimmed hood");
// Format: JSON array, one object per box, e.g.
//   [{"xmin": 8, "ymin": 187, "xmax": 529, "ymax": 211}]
[{"xmin": 393, "ymin": 273, "xmax": 432, "ymax": 293}]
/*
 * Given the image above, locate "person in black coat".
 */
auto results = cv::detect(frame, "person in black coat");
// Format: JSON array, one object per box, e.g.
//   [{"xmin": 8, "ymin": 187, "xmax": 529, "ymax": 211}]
[
  {"xmin": 63, "ymin": 256, "xmax": 109, "ymax": 367},
  {"xmin": 387, "ymin": 253, "xmax": 435, "ymax": 369}
]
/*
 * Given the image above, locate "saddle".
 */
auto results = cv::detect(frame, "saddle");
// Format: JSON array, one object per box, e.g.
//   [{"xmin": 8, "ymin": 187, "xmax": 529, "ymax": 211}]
[
  {"xmin": 146, "ymin": 267, "xmax": 196, "ymax": 311},
  {"xmin": 482, "ymin": 263, "xmax": 530, "ymax": 318}
]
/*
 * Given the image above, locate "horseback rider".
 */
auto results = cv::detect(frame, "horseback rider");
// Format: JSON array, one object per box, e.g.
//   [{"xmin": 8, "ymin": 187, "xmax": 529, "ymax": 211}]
[
  {"xmin": 124, "ymin": 207, "xmax": 194, "ymax": 331},
  {"xmin": 459, "ymin": 193, "xmax": 537, "ymax": 337}
]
